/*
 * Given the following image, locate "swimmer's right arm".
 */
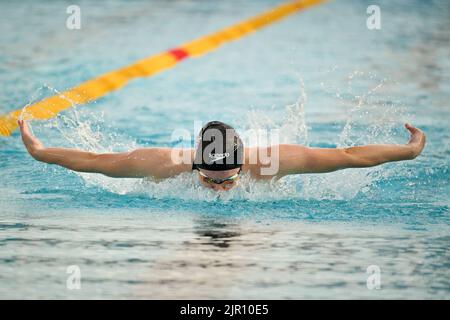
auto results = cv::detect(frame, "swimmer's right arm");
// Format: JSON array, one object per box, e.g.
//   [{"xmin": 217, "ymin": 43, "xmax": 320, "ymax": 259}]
[{"xmin": 18, "ymin": 120, "xmax": 192, "ymax": 178}]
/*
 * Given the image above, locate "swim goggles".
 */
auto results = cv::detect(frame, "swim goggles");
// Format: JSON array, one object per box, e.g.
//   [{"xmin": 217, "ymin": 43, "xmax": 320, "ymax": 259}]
[{"xmin": 197, "ymin": 168, "xmax": 241, "ymax": 185}]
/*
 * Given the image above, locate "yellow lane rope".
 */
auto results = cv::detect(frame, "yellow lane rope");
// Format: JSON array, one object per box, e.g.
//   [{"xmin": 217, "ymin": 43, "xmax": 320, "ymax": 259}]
[{"xmin": 0, "ymin": 0, "xmax": 326, "ymax": 136}]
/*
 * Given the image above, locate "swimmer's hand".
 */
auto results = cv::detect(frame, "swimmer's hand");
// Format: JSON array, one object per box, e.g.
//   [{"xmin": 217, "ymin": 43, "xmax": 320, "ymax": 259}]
[
  {"xmin": 405, "ymin": 123, "xmax": 426, "ymax": 159},
  {"xmin": 18, "ymin": 119, "xmax": 45, "ymax": 160}
]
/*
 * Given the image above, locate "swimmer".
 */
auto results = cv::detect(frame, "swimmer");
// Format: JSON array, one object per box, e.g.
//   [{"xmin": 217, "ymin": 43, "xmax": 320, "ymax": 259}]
[{"xmin": 18, "ymin": 119, "xmax": 426, "ymax": 192}]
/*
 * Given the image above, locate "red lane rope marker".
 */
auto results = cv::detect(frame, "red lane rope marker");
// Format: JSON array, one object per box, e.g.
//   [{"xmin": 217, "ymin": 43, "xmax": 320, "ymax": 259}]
[{"xmin": 168, "ymin": 48, "xmax": 190, "ymax": 61}]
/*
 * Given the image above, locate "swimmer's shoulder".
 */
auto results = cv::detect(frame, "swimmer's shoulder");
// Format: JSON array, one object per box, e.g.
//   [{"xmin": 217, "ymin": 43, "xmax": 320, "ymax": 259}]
[
  {"xmin": 134, "ymin": 147, "xmax": 193, "ymax": 179},
  {"xmin": 163, "ymin": 147, "xmax": 194, "ymax": 175},
  {"xmin": 243, "ymin": 146, "xmax": 281, "ymax": 180}
]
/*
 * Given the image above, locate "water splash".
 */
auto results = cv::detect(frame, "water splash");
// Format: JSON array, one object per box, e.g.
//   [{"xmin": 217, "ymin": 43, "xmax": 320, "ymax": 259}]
[
  {"xmin": 238, "ymin": 78, "xmax": 308, "ymax": 146},
  {"xmin": 298, "ymin": 70, "xmax": 409, "ymax": 200}
]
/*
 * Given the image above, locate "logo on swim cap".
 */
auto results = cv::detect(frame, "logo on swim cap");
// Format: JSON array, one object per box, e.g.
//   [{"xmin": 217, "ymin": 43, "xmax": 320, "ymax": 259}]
[{"xmin": 209, "ymin": 153, "xmax": 230, "ymax": 163}]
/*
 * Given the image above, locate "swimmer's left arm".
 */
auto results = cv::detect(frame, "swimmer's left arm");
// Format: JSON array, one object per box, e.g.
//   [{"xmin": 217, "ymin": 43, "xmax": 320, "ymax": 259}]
[{"xmin": 277, "ymin": 123, "xmax": 426, "ymax": 176}]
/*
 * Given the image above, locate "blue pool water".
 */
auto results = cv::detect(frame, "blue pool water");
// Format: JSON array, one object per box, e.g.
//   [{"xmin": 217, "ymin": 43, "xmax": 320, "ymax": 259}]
[{"xmin": 0, "ymin": 0, "xmax": 449, "ymax": 299}]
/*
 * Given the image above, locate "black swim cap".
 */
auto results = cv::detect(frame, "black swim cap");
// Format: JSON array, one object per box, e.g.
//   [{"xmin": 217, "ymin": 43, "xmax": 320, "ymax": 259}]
[{"xmin": 192, "ymin": 121, "xmax": 244, "ymax": 171}]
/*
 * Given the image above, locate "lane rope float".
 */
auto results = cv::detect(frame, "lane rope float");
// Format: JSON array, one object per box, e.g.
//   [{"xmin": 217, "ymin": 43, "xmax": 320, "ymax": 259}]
[{"xmin": 0, "ymin": 0, "xmax": 326, "ymax": 136}]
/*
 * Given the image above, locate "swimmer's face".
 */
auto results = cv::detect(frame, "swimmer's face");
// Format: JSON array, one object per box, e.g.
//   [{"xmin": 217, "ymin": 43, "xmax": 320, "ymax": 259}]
[{"xmin": 198, "ymin": 168, "xmax": 241, "ymax": 191}]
